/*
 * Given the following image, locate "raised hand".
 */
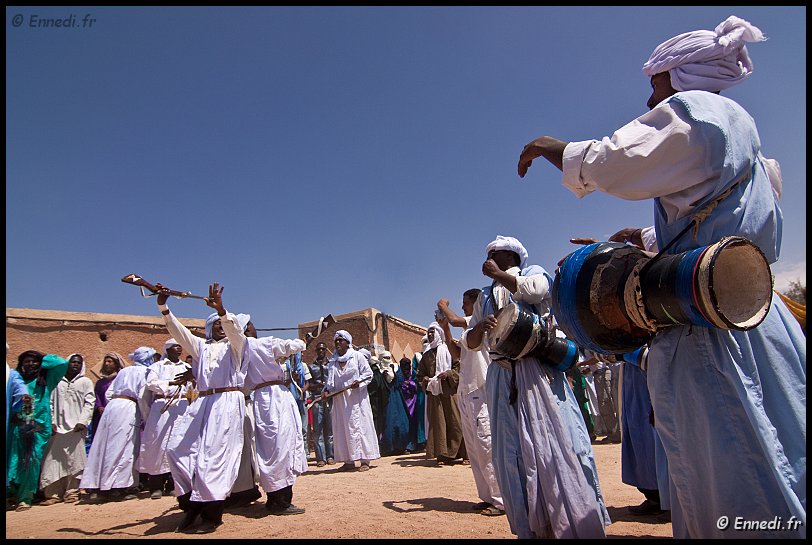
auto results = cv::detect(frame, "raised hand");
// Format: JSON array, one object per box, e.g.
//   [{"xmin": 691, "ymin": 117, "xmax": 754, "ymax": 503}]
[{"xmin": 205, "ymin": 282, "xmax": 226, "ymax": 314}]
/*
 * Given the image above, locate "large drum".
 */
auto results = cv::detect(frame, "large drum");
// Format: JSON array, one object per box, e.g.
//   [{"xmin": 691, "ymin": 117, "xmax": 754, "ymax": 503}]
[
  {"xmin": 553, "ymin": 236, "xmax": 773, "ymax": 354},
  {"xmin": 490, "ymin": 302, "xmax": 579, "ymax": 371}
]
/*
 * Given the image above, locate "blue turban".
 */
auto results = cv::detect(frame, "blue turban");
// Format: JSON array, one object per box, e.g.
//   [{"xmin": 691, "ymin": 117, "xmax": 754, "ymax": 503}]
[
  {"xmin": 205, "ymin": 312, "xmax": 220, "ymax": 339},
  {"xmin": 129, "ymin": 346, "xmax": 157, "ymax": 367}
]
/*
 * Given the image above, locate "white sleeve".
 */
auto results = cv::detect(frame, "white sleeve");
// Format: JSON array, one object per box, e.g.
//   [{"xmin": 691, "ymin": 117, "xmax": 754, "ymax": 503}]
[
  {"xmin": 640, "ymin": 226, "xmax": 659, "ymax": 252},
  {"xmin": 159, "ymin": 305, "xmax": 203, "ymax": 362},
  {"xmin": 357, "ymin": 355, "xmax": 373, "ymax": 383},
  {"xmin": 561, "ymin": 102, "xmax": 716, "ymax": 220},
  {"xmin": 257, "ymin": 337, "xmax": 306, "ymax": 362},
  {"xmin": 146, "ymin": 365, "xmax": 172, "ymax": 397},
  {"xmin": 514, "ymin": 273, "xmax": 550, "ymax": 305},
  {"xmin": 220, "ymin": 311, "xmax": 248, "ymax": 367},
  {"xmin": 465, "ymin": 292, "xmax": 485, "ymax": 351}
]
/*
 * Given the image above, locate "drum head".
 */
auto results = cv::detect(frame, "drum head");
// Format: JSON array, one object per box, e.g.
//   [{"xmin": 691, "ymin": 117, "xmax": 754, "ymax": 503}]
[{"xmin": 701, "ymin": 237, "xmax": 772, "ymax": 330}]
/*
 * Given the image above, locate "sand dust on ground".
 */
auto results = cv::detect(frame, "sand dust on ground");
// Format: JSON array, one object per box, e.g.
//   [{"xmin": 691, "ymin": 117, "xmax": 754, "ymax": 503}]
[{"xmin": 5, "ymin": 443, "xmax": 671, "ymax": 539}]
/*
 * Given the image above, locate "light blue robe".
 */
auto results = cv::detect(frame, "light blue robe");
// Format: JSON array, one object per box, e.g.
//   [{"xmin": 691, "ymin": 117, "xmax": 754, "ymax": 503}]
[
  {"xmin": 608, "ymin": 91, "xmax": 805, "ymax": 538},
  {"xmin": 481, "ymin": 266, "xmax": 609, "ymax": 538}
]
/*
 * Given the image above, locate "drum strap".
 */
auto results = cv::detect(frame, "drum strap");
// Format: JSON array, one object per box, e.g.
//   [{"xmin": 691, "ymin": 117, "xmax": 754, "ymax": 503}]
[
  {"xmin": 509, "ymin": 360, "xmax": 519, "ymax": 406},
  {"xmin": 642, "ymin": 169, "xmax": 751, "ymax": 276}
]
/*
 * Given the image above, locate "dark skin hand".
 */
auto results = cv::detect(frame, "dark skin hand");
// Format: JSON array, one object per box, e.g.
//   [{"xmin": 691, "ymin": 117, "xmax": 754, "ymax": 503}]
[
  {"xmin": 518, "ymin": 136, "xmax": 568, "ymax": 177},
  {"xmin": 517, "ymin": 73, "xmax": 678, "ymax": 180},
  {"xmin": 467, "ymin": 249, "xmax": 518, "ymax": 349}
]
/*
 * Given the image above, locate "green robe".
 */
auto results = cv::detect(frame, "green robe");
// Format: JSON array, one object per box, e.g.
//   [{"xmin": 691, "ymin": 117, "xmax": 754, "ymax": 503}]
[{"xmin": 7, "ymin": 354, "xmax": 68, "ymax": 504}]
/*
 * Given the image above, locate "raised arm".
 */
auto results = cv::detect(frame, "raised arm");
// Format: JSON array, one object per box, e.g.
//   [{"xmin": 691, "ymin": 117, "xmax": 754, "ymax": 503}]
[
  {"xmin": 437, "ymin": 299, "xmax": 468, "ymax": 329},
  {"xmin": 157, "ymin": 285, "xmax": 203, "ymax": 362}
]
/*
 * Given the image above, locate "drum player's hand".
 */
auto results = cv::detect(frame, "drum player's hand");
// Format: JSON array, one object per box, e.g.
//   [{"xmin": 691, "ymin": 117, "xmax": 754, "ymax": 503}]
[
  {"xmin": 482, "ymin": 259, "xmax": 501, "ymax": 279},
  {"xmin": 437, "ymin": 298, "xmax": 450, "ymax": 310},
  {"xmin": 482, "ymin": 315, "xmax": 498, "ymax": 331}
]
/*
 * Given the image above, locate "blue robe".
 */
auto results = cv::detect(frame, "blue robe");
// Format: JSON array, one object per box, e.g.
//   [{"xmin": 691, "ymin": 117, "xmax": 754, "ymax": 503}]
[
  {"xmin": 379, "ymin": 368, "xmax": 412, "ymax": 454},
  {"xmin": 482, "ymin": 266, "xmax": 609, "ymax": 538},
  {"xmin": 574, "ymin": 90, "xmax": 806, "ymax": 538}
]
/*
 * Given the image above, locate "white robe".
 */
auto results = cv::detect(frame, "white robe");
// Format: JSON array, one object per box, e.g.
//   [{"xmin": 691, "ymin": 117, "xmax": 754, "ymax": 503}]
[
  {"xmin": 39, "ymin": 375, "xmax": 95, "ymax": 489},
  {"xmin": 137, "ymin": 358, "xmax": 191, "ymax": 475},
  {"xmin": 79, "ymin": 365, "xmax": 149, "ymax": 490},
  {"xmin": 166, "ymin": 374, "xmax": 201, "ymax": 499},
  {"xmin": 244, "ymin": 336, "xmax": 307, "ymax": 492},
  {"xmin": 325, "ymin": 349, "xmax": 380, "ymax": 463},
  {"xmin": 161, "ymin": 306, "xmax": 248, "ymax": 502}
]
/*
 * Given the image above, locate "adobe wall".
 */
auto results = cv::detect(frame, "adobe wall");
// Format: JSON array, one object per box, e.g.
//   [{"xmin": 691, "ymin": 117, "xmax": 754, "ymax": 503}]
[
  {"xmin": 7, "ymin": 307, "xmax": 428, "ymax": 379},
  {"xmin": 6, "ymin": 308, "xmax": 206, "ymax": 382},
  {"xmin": 298, "ymin": 308, "xmax": 427, "ymax": 364}
]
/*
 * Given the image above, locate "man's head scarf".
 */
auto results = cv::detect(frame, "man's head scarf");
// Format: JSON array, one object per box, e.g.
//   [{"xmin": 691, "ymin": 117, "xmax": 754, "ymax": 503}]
[
  {"xmin": 89, "ymin": 351, "xmax": 129, "ymax": 380},
  {"xmin": 334, "ymin": 330, "xmax": 353, "ymax": 345},
  {"xmin": 427, "ymin": 322, "xmax": 446, "ymax": 349},
  {"xmin": 205, "ymin": 312, "xmax": 221, "ymax": 339},
  {"xmin": 643, "ymin": 15, "xmax": 766, "ymax": 93},
  {"xmin": 358, "ymin": 348, "xmax": 371, "ymax": 361},
  {"xmin": 66, "ymin": 353, "xmax": 86, "ymax": 378},
  {"xmin": 129, "ymin": 346, "xmax": 157, "ymax": 367},
  {"xmin": 486, "ymin": 235, "xmax": 529, "ymax": 268},
  {"xmin": 163, "ymin": 338, "xmax": 182, "ymax": 358},
  {"xmin": 380, "ymin": 351, "xmax": 393, "ymax": 364},
  {"xmin": 235, "ymin": 313, "xmax": 251, "ymax": 332}
]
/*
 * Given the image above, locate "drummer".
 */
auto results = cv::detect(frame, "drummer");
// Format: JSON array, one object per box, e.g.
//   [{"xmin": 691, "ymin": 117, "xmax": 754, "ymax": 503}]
[
  {"xmin": 465, "ymin": 235, "xmax": 610, "ymax": 538},
  {"xmin": 516, "ymin": 15, "xmax": 805, "ymax": 538}
]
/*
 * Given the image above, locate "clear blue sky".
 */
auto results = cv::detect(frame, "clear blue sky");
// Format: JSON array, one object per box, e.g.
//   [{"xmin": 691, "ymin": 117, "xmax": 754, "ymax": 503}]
[{"xmin": 6, "ymin": 6, "xmax": 806, "ymax": 333}]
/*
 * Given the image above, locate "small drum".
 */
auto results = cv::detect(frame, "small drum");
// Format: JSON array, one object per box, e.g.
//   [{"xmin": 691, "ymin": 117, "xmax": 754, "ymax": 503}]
[
  {"xmin": 490, "ymin": 302, "xmax": 578, "ymax": 371},
  {"xmin": 553, "ymin": 236, "xmax": 773, "ymax": 354}
]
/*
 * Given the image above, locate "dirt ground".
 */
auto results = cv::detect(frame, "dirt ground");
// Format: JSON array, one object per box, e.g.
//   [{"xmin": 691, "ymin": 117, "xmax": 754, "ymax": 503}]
[{"xmin": 5, "ymin": 443, "xmax": 671, "ymax": 539}]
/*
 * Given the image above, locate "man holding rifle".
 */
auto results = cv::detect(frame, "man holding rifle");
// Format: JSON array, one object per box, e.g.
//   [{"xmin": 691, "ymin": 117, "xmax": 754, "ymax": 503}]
[
  {"xmin": 156, "ymin": 282, "xmax": 249, "ymax": 534},
  {"xmin": 322, "ymin": 330, "xmax": 380, "ymax": 472}
]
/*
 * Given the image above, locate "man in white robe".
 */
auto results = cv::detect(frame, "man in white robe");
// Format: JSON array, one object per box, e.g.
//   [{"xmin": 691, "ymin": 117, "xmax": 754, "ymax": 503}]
[
  {"xmin": 157, "ymin": 282, "xmax": 249, "ymax": 534},
  {"xmin": 437, "ymin": 292, "xmax": 505, "ymax": 516},
  {"xmin": 323, "ymin": 330, "xmax": 380, "ymax": 472},
  {"xmin": 79, "ymin": 347, "xmax": 153, "ymax": 502},
  {"xmin": 138, "ymin": 339, "xmax": 190, "ymax": 499},
  {"xmin": 39, "ymin": 354, "xmax": 94, "ymax": 505},
  {"xmin": 242, "ymin": 320, "xmax": 308, "ymax": 515}
]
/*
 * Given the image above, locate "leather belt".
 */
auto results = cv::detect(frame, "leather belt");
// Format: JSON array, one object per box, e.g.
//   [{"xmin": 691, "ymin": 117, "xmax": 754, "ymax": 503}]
[
  {"xmin": 111, "ymin": 395, "xmax": 138, "ymax": 403},
  {"xmin": 252, "ymin": 380, "xmax": 285, "ymax": 391},
  {"xmin": 198, "ymin": 386, "xmax": 242, "ymax": 397}
]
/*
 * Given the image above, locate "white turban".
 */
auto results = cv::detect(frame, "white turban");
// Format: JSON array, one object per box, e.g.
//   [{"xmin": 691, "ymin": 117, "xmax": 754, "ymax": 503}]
[
  {"xmin": 235, "ymin": 313, "xmax": 251, "ymax": 332},
  {"xmin": 486, "ymin": 235, "xmax": 528, "ymax": 268},
  {"xmin": 334, "ymin": 330, "xmax": 353, "ymax": 345},
  {"xmin": 358, "ymin": 348, "xmax": 371, "ymax": 361},
  {"xmin": 643, "ymin": 15, "xmax": 766, "ymax": 93},
  {"xmin": 427, "ymin": 322, "xmax": 446, "ymax": 349},
  {"xmin": 163, "ymin": 338, "xmax": 181, "ymax": 357},
  {"xmin": 380, "ymin": 351, "xmax": 393, "ymax": 363}
]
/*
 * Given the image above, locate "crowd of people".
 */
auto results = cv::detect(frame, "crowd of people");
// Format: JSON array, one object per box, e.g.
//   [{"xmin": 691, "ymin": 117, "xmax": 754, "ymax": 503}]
[{"xmin": 5, "ymin": 14, "xmax": 806, "ymax": 539}]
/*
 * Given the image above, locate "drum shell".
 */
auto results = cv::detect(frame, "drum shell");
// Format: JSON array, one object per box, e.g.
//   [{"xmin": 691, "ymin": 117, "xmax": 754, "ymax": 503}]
[{"xmin": 553, "ymin": 242, "xmax": 654, "ymax": 354}]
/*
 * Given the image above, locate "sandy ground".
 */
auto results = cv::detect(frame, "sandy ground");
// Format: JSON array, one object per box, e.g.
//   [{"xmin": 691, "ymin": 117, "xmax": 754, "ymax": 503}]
[{"xmin": 5, "ymin": 443, "xmax": 671, "ymax": 539}]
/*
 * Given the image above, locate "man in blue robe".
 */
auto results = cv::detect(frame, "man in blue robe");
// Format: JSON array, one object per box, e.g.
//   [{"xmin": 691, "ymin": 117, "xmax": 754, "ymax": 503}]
[{"xmin": 517, "ymin": 15, "xmax": 805, "ymax": 538}]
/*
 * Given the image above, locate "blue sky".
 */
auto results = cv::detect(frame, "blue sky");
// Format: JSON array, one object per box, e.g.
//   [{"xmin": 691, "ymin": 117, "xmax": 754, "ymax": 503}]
[{"xmin": 6, "ymin": 6, "xmax": 806, "ymax": 332}]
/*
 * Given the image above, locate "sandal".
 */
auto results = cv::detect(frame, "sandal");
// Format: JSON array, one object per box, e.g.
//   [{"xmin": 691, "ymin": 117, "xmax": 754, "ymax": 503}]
[
  {"xmin": 481, "ymin": 506, "xmax": 505, "ymax": 516},
  {"xmin": 358, "ymin": 464, "xmax": 370, "ymax": 472}
]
